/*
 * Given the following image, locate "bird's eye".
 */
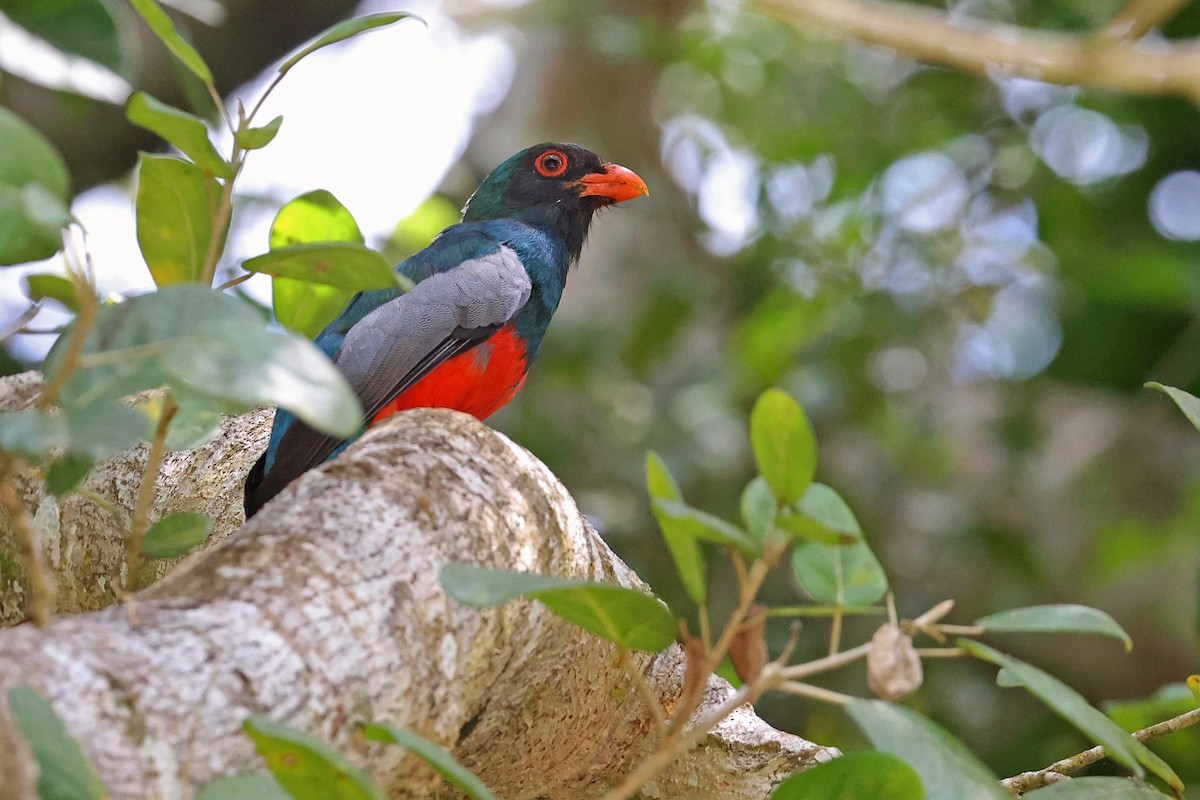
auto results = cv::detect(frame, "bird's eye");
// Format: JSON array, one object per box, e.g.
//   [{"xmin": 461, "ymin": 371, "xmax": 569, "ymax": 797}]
[{"xmin": 535, "ymin": 150, "xmax": 568, "ymax": 177}]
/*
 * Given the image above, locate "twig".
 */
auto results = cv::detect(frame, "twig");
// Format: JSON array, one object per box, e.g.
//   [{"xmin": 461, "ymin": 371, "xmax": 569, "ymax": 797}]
[
  {"xmin": 778, "ymin": 681, "xmax": 856, "ymax": 706},
  {"xmin": 780, "ymin": 641, "xmax": 872, "ymax": 681},
  {"xmin": 0, "ymin": 457, "xmax": 55, "ymax": 626},
  {"xmin": 768, "ymin": 604, "xmax": 885, "ymax": 617},
  {"xmin": 916, "ymin": 647, "xmax": 967, "ymax": 658},
  {"xmin": 37, "ymin": 278, "xmax": 97, "ymax": 411},
  {"xmin": 1003, "ymin": 706, "xmax": 1200, "ymax": 794},
  {"xmin": 1097, "ymin": 0, "xmax": 1190, "ymax": 41},
  {"xmin": 618, "ymin": 648, "xmax": 667, "ymax": 739},
  {"xmin": 124, "ymin": 393, "xmax": 178, "ymax": 592},
  {"xmin": 199, "ymin": 160, "xmax": 240, "ymax": 287},
  {"xmin": 598, "ymin": 666, "xmax": 782, "ymax": 800},
  {"xmin": 752, "ymin": 0, "xmax": 1200, "ymax": 105},
  {"xmin": 216, "ymin": 272, "xmax": 254, "ymax": 292}
]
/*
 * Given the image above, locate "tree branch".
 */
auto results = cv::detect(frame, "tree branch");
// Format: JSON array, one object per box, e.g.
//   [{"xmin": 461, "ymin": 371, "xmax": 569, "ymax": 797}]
[
  {"xmin": 1003, "ymin": 706, "xmax": 1200, "ymax": 794},
  {"xmin": 0, "ymin": 397, "xmax": 831, "ymax": 798},
  {"xmin": 753, "ymin": 0, "xmax": 1200, "ymax": 104}
]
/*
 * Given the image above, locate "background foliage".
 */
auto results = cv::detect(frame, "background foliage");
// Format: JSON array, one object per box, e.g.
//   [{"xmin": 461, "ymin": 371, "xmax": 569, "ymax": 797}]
[{"xmin": 3, "ymin": 0, "xmax": 1200, "ymax": 791}]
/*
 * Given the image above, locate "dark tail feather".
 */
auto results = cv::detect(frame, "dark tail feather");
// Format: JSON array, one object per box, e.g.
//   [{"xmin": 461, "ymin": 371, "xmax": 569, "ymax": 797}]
[{"xmin": 243, "ymin": 449, "xmax": 268, "ymax": 519}]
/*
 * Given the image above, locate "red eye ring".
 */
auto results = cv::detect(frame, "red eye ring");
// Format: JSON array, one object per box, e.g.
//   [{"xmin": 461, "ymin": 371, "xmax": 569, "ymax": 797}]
[{"xmin": 535, "ymin": 149, "xmax": 569, "ymax": 178}]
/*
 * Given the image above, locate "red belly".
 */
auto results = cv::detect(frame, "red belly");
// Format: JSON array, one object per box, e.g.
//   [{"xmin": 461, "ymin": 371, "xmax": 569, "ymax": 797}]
[{"xmin": 370, "ymin": 323, "xmax": 529, "ymax": 424}]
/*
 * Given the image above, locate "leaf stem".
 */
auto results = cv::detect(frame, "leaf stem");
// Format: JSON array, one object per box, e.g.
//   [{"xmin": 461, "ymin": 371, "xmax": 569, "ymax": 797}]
[
  {"xmin": 124, "ymin": 393, "xmax": 178, "ymax": 592},
  {"xmin": 216, "ymin": 272, "xmax": 254, "ymax": 292},
  {"xmin": 778, "ymin": 681, "xmax": 856, "ymax": 706},
  {"xmin": 37, "ymin": 276, "xmax": 97, "ymax": 411}
]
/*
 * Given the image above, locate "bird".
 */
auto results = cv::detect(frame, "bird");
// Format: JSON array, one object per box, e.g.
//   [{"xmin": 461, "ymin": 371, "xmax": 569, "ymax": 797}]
[{"xmin": 243, "ymin": 142, "xmax": 648, "ymax": 517}]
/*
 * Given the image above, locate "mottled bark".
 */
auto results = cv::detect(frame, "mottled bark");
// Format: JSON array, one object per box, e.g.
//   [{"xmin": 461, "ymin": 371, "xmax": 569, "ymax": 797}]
[{"xmin": 0, "ymin": 374, "xmax": 830, "ymax": 798}]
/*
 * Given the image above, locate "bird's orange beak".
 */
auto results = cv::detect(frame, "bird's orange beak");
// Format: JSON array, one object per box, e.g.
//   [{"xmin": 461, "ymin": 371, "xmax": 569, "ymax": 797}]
[{"xmin": 576, "ymin": 162, "xmax": 649, "ymax": 203}]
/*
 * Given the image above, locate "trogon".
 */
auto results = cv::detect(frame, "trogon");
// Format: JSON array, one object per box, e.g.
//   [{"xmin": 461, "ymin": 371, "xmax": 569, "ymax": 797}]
[{"xmin": 243, "ymin": 143, "xmax": 649, "ymax": 517}]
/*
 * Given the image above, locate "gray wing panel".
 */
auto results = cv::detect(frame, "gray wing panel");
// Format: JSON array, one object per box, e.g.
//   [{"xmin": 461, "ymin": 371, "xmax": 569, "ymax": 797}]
[{"xmin": 335, "ymin": 245, "xmax": 531, "ymax": 417}]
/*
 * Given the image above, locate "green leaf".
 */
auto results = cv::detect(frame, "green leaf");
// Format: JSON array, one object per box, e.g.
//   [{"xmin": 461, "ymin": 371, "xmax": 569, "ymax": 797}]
[
  {"xmin": 361, "ymin": 723, "xmax": 497, "ymax": 800},
  {"xmin": 792, "ymin": 516, "xmax": 887, "ymax": 607},
  {"xmin": 271, "ymin": 280, "xmax": 354, "ymax": 339},
  {"xmin": 652, "ymin": 498, "xmax": 758, "ymax": 554},
  {"xmin": 777, "ymin": 483, "xmax": 862, "ymax": 545},
  {"xmin": 269, "ymin": 190, "xmax": 365, "ymax": 248},
  {"xmin": 161, "ymin": 394, "xmax": 225, "ymax": 451},
  {"xmin": 47, "ymin": 285, "xmax": 258, "ymax": 408},
  {"xmin": 1022, "ymin": 776, "xmax": 1170, "ymax": 798},
  {"xmin": 961, "ymin": 641, "xmax": 1182, "ymax": 792},
  {"xmin": 195, "ymin": 773, "xmax": 291, "ymax": 800},
  {"xmin": 769, "ymin": 751, "xmax": 924, "ymax": 799},
  {"xmin": 126, "ymin": 93, "xmax": 231, "ymax": 177},
  {"xmin": 135, "ymin": 154, "xmax": 219, "ymax": 286},
  {"xmin": 279, "ymin": 13, "xmax": 418, "ymax": 75},
  {"xmin": 62, "ymin": 400, "xmax": 152, "ymax": 459},
  {"xmin": 244, "ymin": 715, "xmax": 385, "ymax": 800},
  {"xmin": 24, "ymin": 273, "xmax": 80, "ymax": 312},
  {"xmin": 45, "ymin": 454, "xmax": 93, "ymax": 496},
  {"xmin": 236, "ymin": 115, "xmax": 283, "ymax": 150},
  {"xmin": 0, "ymin": 107, "xmax": 70, "ymax": 198},
  {"xmin": 245, "ymin": 243, "xmax": 398, "ymax": 291},
  {"xmin": 47, "ymin": 286, "xmax": 358, "ymax": 443},
  {"xmin": 647, "ymin": 451, "xmax": 705, "ymax": 604},
  {"xmin": 262, "ymin": 190, "xmax": 367, "ymax": 336},
  {"xmin": 0, "ymin": 108, "xmax": 71, "ymax": 264},
  {"xmin": 128, "ymin": 0, "xmax": 213, "ymax": 84},
  {"xmin": 163, "ymin": 319, "xmax": 361, "ymax": 438},
  {"xmin": 1145, "ymin": 382, "xmax": 1200, "ymax": 434},
  {"xmin": 440, "ymin": 564, "xmax": 676, "ymax": 652},
  {"xmin": 1, "ymin": 0, "xmax": 129, "ymax": 75},
  {"xmin": 750, "ymin": 388, "xmax": 817, "ymax": 504},
  {"xmin": 0, "ymin": 410, "xmax": 68, "ymax": 458},
  {"xmin": 740, "ymin": 475, "xmax": 778, "ymax": 545},
  {"xmin": 847, "ymin": 700, "xmax": 1010, "ymax": 800},
  {"xmin": 975, "ymin": 605, "xmax": 1132, "ymax": 651},
  {"xmin": 7, "ymin": 686, "xmax": 108, "ymax": 800},
  {"xmin": 0, "ymin": 185, "xmax": 70, "ymax": 265},
  {"xmin": 141, "ymin": 511, "xmax": 212, "ymax": 558}
]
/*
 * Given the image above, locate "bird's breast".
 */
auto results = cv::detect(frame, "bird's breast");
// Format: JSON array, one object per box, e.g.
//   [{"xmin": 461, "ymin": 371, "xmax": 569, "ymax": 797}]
[{"xmin": 370, "ymin": 323, "xmax": 530, "ymax": 423}]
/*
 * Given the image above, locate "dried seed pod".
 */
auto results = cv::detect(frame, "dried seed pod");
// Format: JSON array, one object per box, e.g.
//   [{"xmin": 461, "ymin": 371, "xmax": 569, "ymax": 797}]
[{"xmin": 867, "ymin": 622, "xmax": 923, "ymax": 701}]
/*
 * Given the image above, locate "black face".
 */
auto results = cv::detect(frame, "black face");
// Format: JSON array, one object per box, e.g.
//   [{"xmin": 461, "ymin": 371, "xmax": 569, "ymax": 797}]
[{"xmin": 502, "ymin": 142, "xmax": 611, "ymax": 212}]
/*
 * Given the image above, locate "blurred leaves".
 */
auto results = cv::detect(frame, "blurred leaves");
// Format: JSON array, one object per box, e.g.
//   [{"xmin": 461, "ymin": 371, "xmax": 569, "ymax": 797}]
[
  {"xmin": 1, "ymin": 0, "xmax": 128, "ymax": 76},
  {"xmin": 769, "ymin": 751, "xmax": 924, "ymax": 799},
  {"xmin": 244, "ymin": 715, "xmax": 384, "ymax": 800},
  {"xmin": 361, "ymin": 724, "xmax": 497, "ymax": 800},
  {"xmin": 0, "ymin": 108, "xmax": 71, "ymax": 265},
  {"xmin": 7, "ymin": 686, "xmax": 108, "ymax": 800}
]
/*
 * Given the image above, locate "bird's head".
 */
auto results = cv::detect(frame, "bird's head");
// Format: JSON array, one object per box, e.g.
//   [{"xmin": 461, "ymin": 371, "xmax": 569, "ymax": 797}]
[{"xmin": 462, "ymin": 142, "xmax": 648, "ymax": 262}]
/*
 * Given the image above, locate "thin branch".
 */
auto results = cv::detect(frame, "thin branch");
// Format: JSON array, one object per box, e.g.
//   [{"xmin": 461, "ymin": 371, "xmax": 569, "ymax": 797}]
[
  {"xmin": 780, "ymin": 642, "xmax": 872, "ymax": 681},
  {"xmin": 216, "ymin": 271, "xmax": 255, "ymax": 292},
  {"xmin": 778, "ymin": 681, "xmax": 856, "ymax": 706},
  {"xmin": 124, "ymin": 393, "xmax": 178, "ymax": 592},
  {"xmin": 1003, "ymin": 706, "xmax": 1200, "ymax": 794},
  {"xmin": 1098, "ymin": 0, "xmax": 1190, "ymax": 41},
  {"xmin": 618, "ymin": 648, "xmax": 667, "ymax": 739},
  {"xmin": 599, "ymin": 666, "xmax": 782, "ymax": 800},
  {"xmin": 752, "ymin": 0, "xmax": 1200, "ymax": 105},
  {"xmin": 0, "ymin": 457, "xmax": 55, "ymax": 626},
  {"xmin": 915, "ymin": 647, "xmax": 967, "ymax": 658},
  {"xmin": 768, "ymin": 604, "xmax": 885, "ymax": 617},
  {"xmin": 37, "ymin": 279, "xmax": 97, "ymax": 411}
]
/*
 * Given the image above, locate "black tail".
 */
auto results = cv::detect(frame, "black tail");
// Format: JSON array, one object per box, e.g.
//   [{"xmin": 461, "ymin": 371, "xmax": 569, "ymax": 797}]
[{"xmin": 243, "ymin": 449, "xmax": 268, "ymax": 519}]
